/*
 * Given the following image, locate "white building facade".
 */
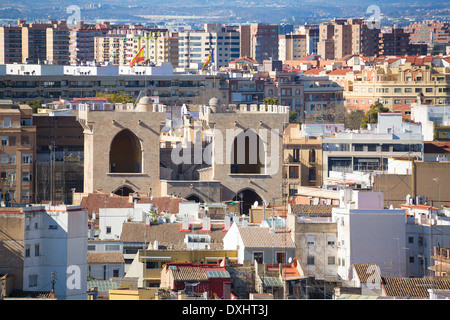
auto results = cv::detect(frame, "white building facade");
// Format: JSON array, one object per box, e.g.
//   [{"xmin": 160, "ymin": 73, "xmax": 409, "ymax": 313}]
[
  {"xmin": 23, "ymin": 205, "xmax": 88, "ymax": 300},
  {"xmin": 332, "ymin": 190, "xmax": 407, "ymax": 281}
]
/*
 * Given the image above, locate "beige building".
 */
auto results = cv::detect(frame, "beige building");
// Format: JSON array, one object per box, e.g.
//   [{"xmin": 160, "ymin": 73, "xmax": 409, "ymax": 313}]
[
  {"xmin": 1, "ymin": 20, "xmax": 70, "ymax": 65},
  {"xmin": 278, "ymin": 34, "xmax": 307, "ymax": 62},
  {"xmin": 0, "ymin": 100, "xmax": 36, "ymax": 205},
  {"xmin": 318, "ymin": 19, "xmax": 379, "ymax": 60},
  {"xmin": 94, "ymin": 34, "xmax": 128, "ymax": 65},
  {"xmin": 344, "ymin": 55, "xmax": 450, "ymax": 118},
  {"xmin": 283, "ymin": 123, "xmax": 323, "ymax": 196}
]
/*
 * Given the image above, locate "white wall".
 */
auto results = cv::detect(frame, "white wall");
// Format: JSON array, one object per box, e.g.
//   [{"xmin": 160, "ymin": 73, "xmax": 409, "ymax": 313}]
[
  {"xmin": 333, "ymin": 207, "xmax": 406, "ymax": 281},
  {"xmin": 23, "ymin": 205, "xmax": 88, "ymax": 300},
  {"xmin": 99, "ymin": 208, "xmax": 145, "ymax": 240}
]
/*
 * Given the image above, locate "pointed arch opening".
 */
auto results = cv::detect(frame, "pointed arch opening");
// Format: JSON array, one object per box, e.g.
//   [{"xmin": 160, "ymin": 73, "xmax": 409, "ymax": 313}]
[
  {"xmin": 110, "ymin": 129, "xmax": 142, "ymax": 173},
  {"xmin": 113, "ymin": 185, "xmax": 135, "ymax": 196},
  {"xmin": 233, "ymin": 188, "xmax": 263, "ymax": 217}
]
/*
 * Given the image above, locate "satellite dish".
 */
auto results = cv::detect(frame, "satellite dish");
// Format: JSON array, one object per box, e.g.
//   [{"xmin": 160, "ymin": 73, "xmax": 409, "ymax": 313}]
[{"xmin": 252, "ymin": 201, "xmax": 259, "ymax": 209}]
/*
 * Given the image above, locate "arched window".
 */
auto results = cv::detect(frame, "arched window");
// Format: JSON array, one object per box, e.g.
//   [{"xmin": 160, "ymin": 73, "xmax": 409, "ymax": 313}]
[
  {"xmin": 309, "ymin": 149, "xmax": 316, "ymax": 163},
  {"xmin": 110, "ymin": 129, "xmax": 142, "ymax": 173}
]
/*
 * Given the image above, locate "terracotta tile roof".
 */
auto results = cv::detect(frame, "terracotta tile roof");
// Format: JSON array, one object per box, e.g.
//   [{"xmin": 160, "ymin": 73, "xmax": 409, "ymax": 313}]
[
  {"xmin": 424, "ymin": 141, "xmax": 450, "ymax": 154},
  {"xmin": 170, "ymin": 266, "xmax": 208, "ymax": 281},
  {"xmin": 353, "ymin": 263, "xmax": 382, "ymax": 284},
  {"xmin": 8, "ymin": 290, "xmax": 55, "ymax": 299},
  {"xmin": 120, "ymin": 222, "xmax": 226, "ymax": 250},
  {"xmin": 87, "ymin": 252, "xmax": 125, "ymax": 264},
  {"xmin": 290, "ymin": 204, "xmax": 336, "ymax": 215},
  {"xmin": 327, "ymin": 68, "xmax": 352, "ymax": 75},
  {"xmin": 303, "ymin": 68, "xmax": 325, "ymax": 75},
  {"xmin": 81, "ymin": 192, "xmax": 184, "ymax": 217},
  {"xmin": 238, "ymin": 226, "xmax": 295, "ymax": 249},
  {"xmin": 230, "ymin": 56, "xmax": 259, "ymax": 64},
  {"xmin": 382, "ymin": 277, "xmax": 450, "ymax": 298}
]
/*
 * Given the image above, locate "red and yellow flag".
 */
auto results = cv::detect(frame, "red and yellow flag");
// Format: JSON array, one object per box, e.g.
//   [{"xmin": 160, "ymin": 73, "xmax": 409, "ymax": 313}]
[{"xmin": 129, "ymin": 46, "xmax": 145, "ymax": 67}]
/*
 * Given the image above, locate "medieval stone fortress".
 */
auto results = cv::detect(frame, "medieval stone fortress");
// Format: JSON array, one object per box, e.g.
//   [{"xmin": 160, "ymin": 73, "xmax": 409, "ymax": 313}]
[{"xmin": 0, "ymin": 17, "xmax": 450, "ymax": 301}]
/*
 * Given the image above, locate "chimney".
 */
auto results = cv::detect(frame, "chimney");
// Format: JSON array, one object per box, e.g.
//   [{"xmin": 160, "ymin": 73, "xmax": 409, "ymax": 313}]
[
  {"xmin": 223, "ymin": 214, "xmax": 231, "ymax": 231},
  {"xmin": 202, "ymin": 215, "xmax": 211, "ymax": 232},
  {"xmin": 180, "ymin": 215, "xmax": 190, "ymax": 232}
]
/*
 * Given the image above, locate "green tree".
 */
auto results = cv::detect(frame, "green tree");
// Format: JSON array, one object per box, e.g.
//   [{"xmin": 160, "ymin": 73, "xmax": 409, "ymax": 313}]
[
  {"xmin": 263, "ymin": 96, "xmax": 279, "ymax": 105},
  {"xmin": 289, "ymin": 111, "xmax": 298, "ymax": 123},
  {"xmin": 361, "ymin": 101, "xmax": 390, "ymax": 128},
  {"xmin": 96, "ymin": 91, "xmax": 134, "ymax": 104},
  {"xmin": 27, "ymin": 100, "xmax": 44, "ymax": 113}
]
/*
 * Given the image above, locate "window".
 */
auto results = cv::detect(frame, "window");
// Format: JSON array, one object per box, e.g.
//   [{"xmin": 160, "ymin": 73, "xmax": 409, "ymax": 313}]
[
  {"xmin": 328, "ymin": 256, "xmax": 336, "ymax": 265},
  {"xmin": 87, "ymin": 245, "xmax": 96, "ymax": 251},
  {"xmin": 25, "ymin": 245, "xmax": 30, "ymax": 257},
  {"xmin": 113, "ymin": 269, "xmax": 120, "ymax": 277},
  {"xmin": 289, "ymin": 166, "xmax": 299, "ymax": 179},
  {"xmin": 408, "ymin": 237, "xmax": 414, "ymax": 243},
  {"xmin": 253, "ymin": 251, "xmax": 263, "ymax": 264},
  {"xmin": 276, "ymin": 252, "xmax": 286, "ymax": 264},
  {"xmin": 367, "ymin": 144, "xmax": 377, "ymax": 152},
  {"xmin": 105, "ymin": 244, "xmax": 120, "ymax": 251},
  {"xmin": 9, "ymin": 154, "xmax": 15, "ymax": 164},
  {"xmin": 106, "ymin": 226, "xmax": 112, "ymax": 234},
  {"xmin": 354, "ymin": 144, "xmax": 364, "ymax": 151},
  {"xmin": 309, "ymin": 167, "xmax": 316, "ymax": 181},
  {"xmin": 409, "ymin": 256, "xmax": 415, "ymax": 263},
  {"xmin": 29, "ymin": 275, "xmax": 38, "ymax": 288},
  {"xmin": 1, "ymin": 136, "xmax": 8, "ymax": 146},
  {"xmin": 22, "ymin": 154, "xmax": 32, "ymax": 164},
  {"xmin": 35, "ymin": 243, "xmax": 40, "ymax": 256},
  {"xmin": 306, "ymin": 235, "xmax": 315, "ymax": 246},
  {"xmin": 307, "ymin": 256, "xmax": 315, "ymax": 265},
  {"xmin": 0, "ymin": 154, "xmax": 7, "ymax": 164},
  {"xmin": 146, "ymin": 261, "xmax": 159, "ymax": 269}
]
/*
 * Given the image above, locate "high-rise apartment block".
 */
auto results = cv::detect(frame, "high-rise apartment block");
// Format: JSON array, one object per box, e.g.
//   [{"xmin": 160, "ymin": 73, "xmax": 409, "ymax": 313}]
[
  {"xmin": 278, "ymin": 34, "xmax": 307, "ymax": 61},
  {"xmin": 378, "ymin": 28, "xmax": 427, "ymax": 56},
  {"xmin": 178, "ymin": 24, "xmax": 240, "ymax": 70},
  {"xmin": 0, "ymin": 20, "xmax": 70, "ymax": 65},
  {"xmin": 94, "ymin": 34, "xmax": 128, "ymax": 66},
  {"xmin": 405, "ymin": 21, "xmax": 450, "ymax": 44},
  {"xmin": 318, "ymin": 19, "xmax": 379, "ymax": 60},
  {"xmin": 69, "ymin": 23, "xmax": 109, "ymax": 65},
  {"xmin": 239, "ymin": 23, "xmax": 279, "ymax": 62}
]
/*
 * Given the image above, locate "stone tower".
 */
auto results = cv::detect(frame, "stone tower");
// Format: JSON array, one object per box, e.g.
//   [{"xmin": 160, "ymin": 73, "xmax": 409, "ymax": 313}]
[{"xmin": 78, "ymin": 97, "xmax": 166, "ymax": 196}]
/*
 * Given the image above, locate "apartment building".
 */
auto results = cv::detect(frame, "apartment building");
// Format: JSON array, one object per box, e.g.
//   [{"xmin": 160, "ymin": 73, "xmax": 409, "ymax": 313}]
[
  {"xmin": 239, "ymin": 23, "xmax": 279, "ymax": 62},
  {"xmin": 23, "ymin": 204, "xmax": 88, "ymax": 299},
  {"xmin": 45, "ymin": 21, "xmax": 70, "ymax": 65},
  {"xmin": 94, "ymin": 34, "xmax": 128, "ymax": 65},
  {"xmin": 0, "ymin": 25, "xmax": 22, "ymax": 64},
  {"xmin": 318, "ymin": 19, "xmax": 379, "ymax": 60},
  {"xmin": 378, "ymin": 28, "xmax": 427, "ymax": 56},
  {"xmin": 178, "ymin": 24, "xmax": 240, "ymax": 70},
  {"xmin": 0, "ymin": 100, "xmax": 36, "ymax": 205},
  {"xmin": 278, "ymin": 34, "xmax": 308, "ymax": 62},
  {"xmin": 322, "ymin": 113, "xmax": 423, "ymax": 179},
  {"xmin": 344, "ymin": 55, "xmax": 450, "ymax": 117},
  {"xmin": 297, "ymin": 24, "xmax": 319, "ymax": 55},
  {"xmin": 283, "ymin": 123, "xmax": 325, "ymax": 194},
  {"xmin": 0, "ymin": 62, "xmax": 225, "ymax": 105},
  {"xmin": 405, "ymin": 21, "xmax": 450, "ymax": 44},
  {"xmin": 69, "ymin": 24, "xmax": 109, "ymax": 65},
  {"xmin": 332, "ymin": 190, "xmax": 407, "ymax": 280}
]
